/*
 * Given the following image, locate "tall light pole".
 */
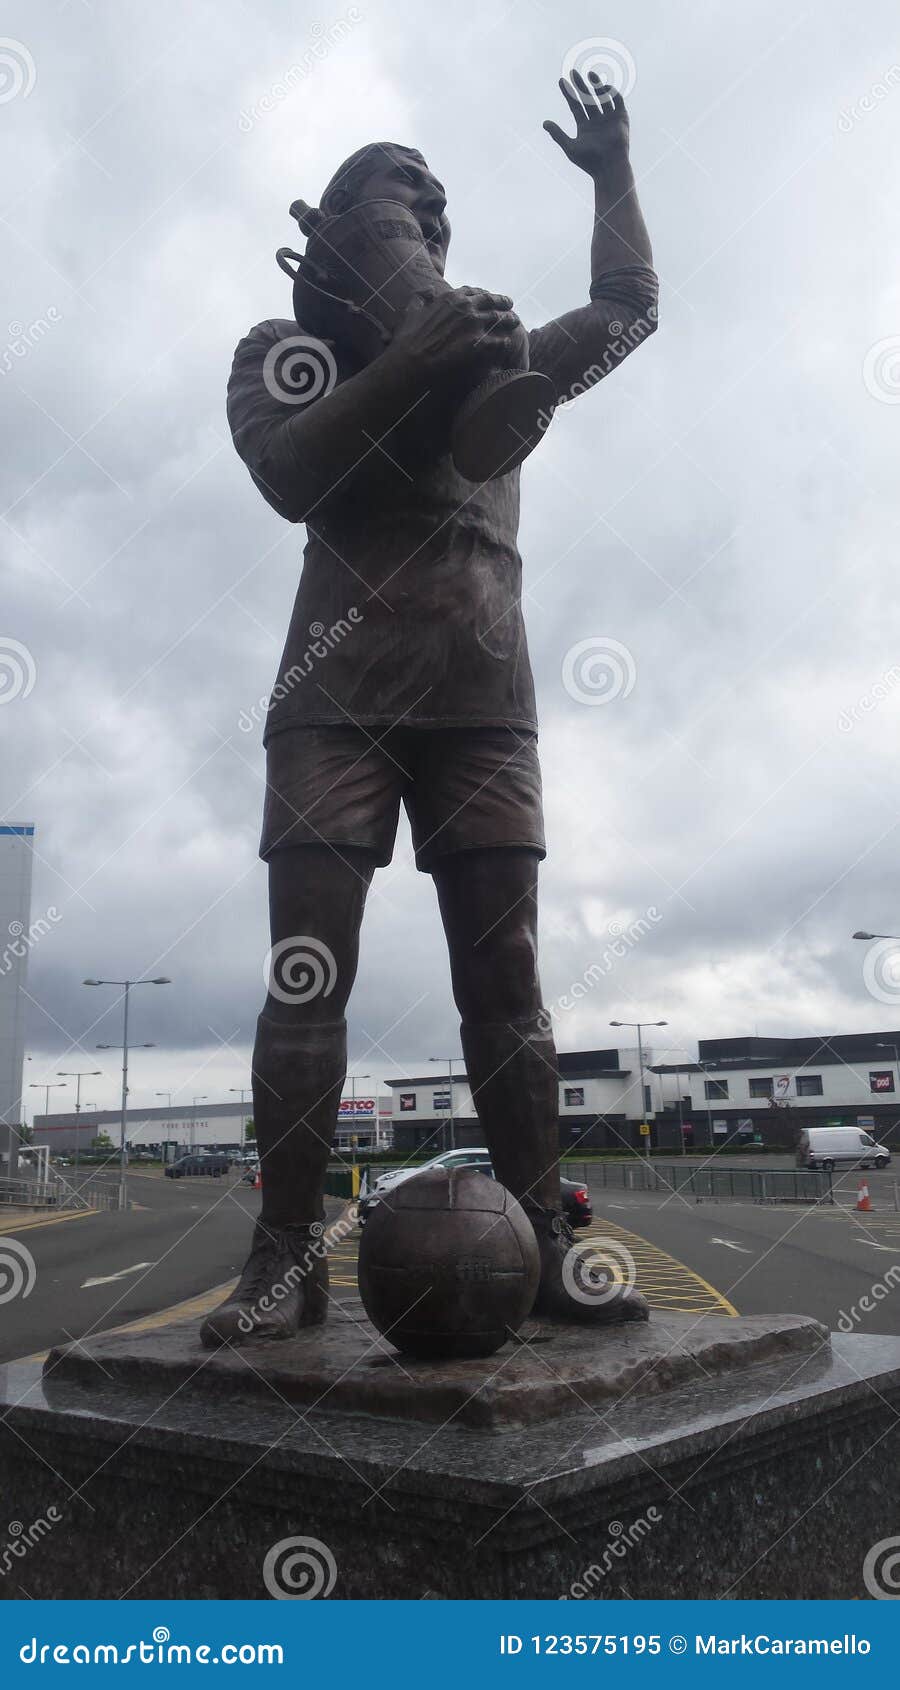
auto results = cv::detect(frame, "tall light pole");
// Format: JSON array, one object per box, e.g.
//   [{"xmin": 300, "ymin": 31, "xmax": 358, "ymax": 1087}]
[
  {"xmin": 84, "ymin": 976, "xmax": 171, "ymax": 1206},
  {"xmin": 30, "ymin": 1079, "xmax": 67, "ymax": 1119},
  {"xmin": 229, "ymin": 1087, "xmax": 251, "ymax": 1154},
  {"xmin": 192, "ymin": 1095, "xmax": 207, "ymax": 1152},
  {"xmin": 610, "ymin": 1020, "xmax": 667, "ymax": 1157},
  {"xmin": 29, "ymin": 1081, "xmax": 67, "ymax": 1178},
  {"xmin": 347, "ymin": 1074, "xmax": 370, "ymax": 1151},
  {"xmin": 56, "ymin": 1069, "xmax": 101, "ymax": 1171},
  {"xmin": 429, "ymin": 1056, "xmax": 459, "ymax": 1152}
]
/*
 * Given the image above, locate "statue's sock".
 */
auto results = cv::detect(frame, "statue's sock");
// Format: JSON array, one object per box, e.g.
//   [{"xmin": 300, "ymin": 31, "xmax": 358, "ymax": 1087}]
[
  {"xmin": 459, "ymin": 1016, "xmax": 561, "ymax": 1212},
  {"xmin": 251, "ymin": 1013, "xmax": 347, "ymax": 1227}
]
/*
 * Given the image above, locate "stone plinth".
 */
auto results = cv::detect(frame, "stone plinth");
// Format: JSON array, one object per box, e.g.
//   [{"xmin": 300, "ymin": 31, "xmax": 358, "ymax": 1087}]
[{"xmin": 1, "ymin": 1304, "xmax": 898, "ymax": 1600}]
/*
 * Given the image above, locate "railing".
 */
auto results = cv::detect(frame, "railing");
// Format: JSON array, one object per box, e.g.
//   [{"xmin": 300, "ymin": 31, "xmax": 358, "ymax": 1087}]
[
  {"xmin": 356, "ymin": 1159, "xmax": 834, "ymax": 1206},
  {"xmin": 578, "ymin": 1161, "xmax": 834, "ymax": 1204},
  {"xmin": 0, "ymin": 1175, "xmax": 123, "ymax": 1212}
]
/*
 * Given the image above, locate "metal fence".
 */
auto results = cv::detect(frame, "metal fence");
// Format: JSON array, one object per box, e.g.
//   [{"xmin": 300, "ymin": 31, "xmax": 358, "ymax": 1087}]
[
  {"xmin": 356, "ymin": 1159, "xmax": 834, "ymax": 1206},
  {"xmin": 0, "ymin": 1175, "xmax": 124, "ymax": 1212},
  {"xmin": 570, "ymin": 1160, "xmax": 834, "ymax": 1204}
]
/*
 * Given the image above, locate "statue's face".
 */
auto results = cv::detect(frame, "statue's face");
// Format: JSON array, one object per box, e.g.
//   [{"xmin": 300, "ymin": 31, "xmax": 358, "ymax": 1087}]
[{"xmin": 360, "ymin": 152, "xmax": 450, "ymax": 274}]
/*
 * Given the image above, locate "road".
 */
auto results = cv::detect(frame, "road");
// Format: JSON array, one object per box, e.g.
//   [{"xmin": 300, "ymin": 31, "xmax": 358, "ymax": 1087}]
[
  {"xmin": 2, "ymin": 1158, "xmax": 899, "ymax": 1360},
  {"xmin": 582, "ymin": 1186, "xmax": 900, "ymax": 1333},
  {"xmin": 0, "ymin": 1170, "xmax": 263, "ymax": 1362}
]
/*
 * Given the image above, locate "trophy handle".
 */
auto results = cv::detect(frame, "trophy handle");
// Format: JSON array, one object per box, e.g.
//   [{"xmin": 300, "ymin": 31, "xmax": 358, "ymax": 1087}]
[
  {"xmin": 277, "ymin": 247, "xmax": 391, "ymax": 362},
  {"xmin": 275, "ymin": 247, "xmax": 302, "ymax": 281}
]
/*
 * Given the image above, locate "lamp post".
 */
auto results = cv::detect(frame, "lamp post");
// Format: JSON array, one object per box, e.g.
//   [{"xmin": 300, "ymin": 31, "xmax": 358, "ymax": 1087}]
[
  {"xmin": 191, "ymin": 1096, "xmax": 207, "ymax": 1153},
  {"xmin": 610, "ymin": 1020, "xmax": 667, "ymax": 1157},
  {"xmin": 229, "ymin": 1087, "xmax": 251, "ymax": 1154},
  {"xmin": 346, "ymin": 1074, "xmax": 370, "ymax": 1152},
  {"xmin": 56, "ymin": 1069, "xmax": 101, "ymax": 1171},
  {"xmin": 84, "ymin": 976, "xmax": 171, "ymax": 1207},
  {"xmin": 873, "ymin": 1043, "xmax": 900, "ymax": 1142},
  {"xmin": 429, "ymin": 1056, "xmax": 459, "ymax": 1152},
  {"xmin": 30, "ymin": 1079, "xmax": 67, "ymax": 1118},
  {"xmin": 29, "ymin": 1081, "xmax": 67, "ymax": 1180}
]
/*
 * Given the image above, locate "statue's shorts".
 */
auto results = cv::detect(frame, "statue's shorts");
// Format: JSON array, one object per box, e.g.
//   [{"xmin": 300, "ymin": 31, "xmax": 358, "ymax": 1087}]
[{"xmin": 260, "ymin": 725, "xmax": 545, "ymax": 874}]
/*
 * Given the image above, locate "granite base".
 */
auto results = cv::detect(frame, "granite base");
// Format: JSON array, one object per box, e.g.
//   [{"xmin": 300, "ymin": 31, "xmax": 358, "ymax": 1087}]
[{"xmin": 1, "ymin": 1304, "xmax": 898, "ymax": 1600}]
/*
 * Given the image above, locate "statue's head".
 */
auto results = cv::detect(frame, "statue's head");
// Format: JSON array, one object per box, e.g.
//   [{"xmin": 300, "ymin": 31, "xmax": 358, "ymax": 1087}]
[{"xmin": 294, "ymin": 142, "xmax": 450, "ymax": 275}]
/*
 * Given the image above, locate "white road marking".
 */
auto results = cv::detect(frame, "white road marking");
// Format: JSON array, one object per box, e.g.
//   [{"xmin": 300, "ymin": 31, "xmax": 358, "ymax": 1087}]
[
  {"xmin": 81, "ymin": 1262, "xmax": 155, "ymax": 1288},
  {"xmin": 852, "ymin": 1239, "xmax": 900, "ymax": 1252},
  {"xmin": 710, "ymin": 1237, "xmax": 754, "ymax": 1254}
]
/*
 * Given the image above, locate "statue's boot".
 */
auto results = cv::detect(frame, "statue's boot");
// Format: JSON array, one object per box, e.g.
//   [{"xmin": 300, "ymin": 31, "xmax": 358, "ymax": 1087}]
[
  {"xmin": 200, "ymin": 1016, "xmax": 345, "ymax": 1348},
  {"xmin": 199, "ymin": 1218, "xmax": 329, "ymax": 1346},
  {"xmin": 521, "ymin": 1200, "xmax": 649, "ymax": 1326},
  {"xmin": 460, "ymin": 1017, "xmax": 650, "ymax": 1326}
]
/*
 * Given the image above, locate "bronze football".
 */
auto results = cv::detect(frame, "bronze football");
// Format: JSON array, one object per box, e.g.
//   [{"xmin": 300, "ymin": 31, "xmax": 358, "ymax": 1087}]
[{"xmin": 358, "ymin": 1166, "xmax": 540, "ymax": 1358}]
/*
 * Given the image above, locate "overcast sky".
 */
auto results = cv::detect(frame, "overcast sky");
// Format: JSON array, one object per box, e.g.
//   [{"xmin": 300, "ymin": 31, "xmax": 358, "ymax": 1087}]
[{"xmin": 3, "ymin": 0, "xmax": 900, "ymax": 1120}]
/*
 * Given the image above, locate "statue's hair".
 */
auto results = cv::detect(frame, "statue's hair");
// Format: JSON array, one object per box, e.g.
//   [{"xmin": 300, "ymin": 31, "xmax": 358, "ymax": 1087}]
[{"xmin": 290, "ymin": 143, "xmax": 427, "ymax": 233}]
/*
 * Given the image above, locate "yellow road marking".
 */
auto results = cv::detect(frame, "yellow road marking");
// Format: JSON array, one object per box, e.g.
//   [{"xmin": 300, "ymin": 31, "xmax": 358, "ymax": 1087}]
[
  {"xmin": 0, "ymin": 1208, "xmax": 98, "ymax": 1235},
  {"xmin": 579, "ymin": 1217, "xmax": 737, "ymax": 1316}
]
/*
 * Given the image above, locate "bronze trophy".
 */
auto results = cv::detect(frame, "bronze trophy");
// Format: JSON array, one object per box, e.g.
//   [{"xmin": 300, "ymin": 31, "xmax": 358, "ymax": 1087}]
[{"xmin": 276, "ymin": 196, "xmax": 555, "ymax": 481}]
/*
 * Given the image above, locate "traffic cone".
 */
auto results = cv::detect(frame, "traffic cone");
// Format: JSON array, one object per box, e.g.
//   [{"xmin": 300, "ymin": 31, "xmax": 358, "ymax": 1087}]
[
  {"xmin": 856, "ymin": 1180, "xmax": 872, "ymax": 1213},
  {"xmin": 253, "ymin": 1165, "xmax": 262, "ymax": 1190}
]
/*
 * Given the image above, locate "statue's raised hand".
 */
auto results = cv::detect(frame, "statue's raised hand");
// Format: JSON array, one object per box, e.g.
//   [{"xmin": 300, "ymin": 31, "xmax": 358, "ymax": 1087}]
[{"xmin": 543, "ymin": 71, "xmax": 630, "ymax": 177}]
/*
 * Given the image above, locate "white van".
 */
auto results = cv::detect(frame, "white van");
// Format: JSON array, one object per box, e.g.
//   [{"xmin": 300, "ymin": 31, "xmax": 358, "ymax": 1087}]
[{"xmin": 796, "ymin": 1126, "xmax": 890, "ymax": 1172}]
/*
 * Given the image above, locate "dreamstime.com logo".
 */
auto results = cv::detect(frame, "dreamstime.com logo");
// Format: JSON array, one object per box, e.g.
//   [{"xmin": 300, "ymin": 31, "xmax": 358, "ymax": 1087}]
[
  {"xmin": 237, "ymin": 11, "xmax": 363, "ymax": 131},
  {"xmin": 863, "ymin": 336, "xmax": 900, "ymax": 404},
  {"xmin": 562, "ymin": 37, "xmax": 636, "ymax": 98},
  {"xmin": 238, "ymin": 610, "xmax": 363, "ymax": 733},
  {"xmin": 262, "ymin": 1535, "xmax": 337, "ymax": 1599},
  {"xmin": 562, "ymin": 636, "xmax": 636, "ymax": 706},
  {"xmin": 263, "ymin": 936, "xmax": 337, "ymax": 1005},
  {"xmin": 561, "ymin": 1508, "xmax": 663, "ymax": 1598},
  {"xmin": 0, "ymin": 638, "xmax": 36, "ymax": 705},
  {"xmin": 0, "ymin": 1238, "xmax": 36, "ymax": 1305},
  {"xmin": 0, "ymin": 1508, "xmax": 62, "ymax": 1580},
  {"xmin": 562, "ymin": 1237, "xmax": 637, "ymax": 1306},
  {"xmin": 861, "ymin": 938, "xmax": 900, "ymax": 1006},
  {"xmin": 237, "ymin": 1209, "xmax": 357, "ymax": 1335},
  {"xmin": 863, "ymin": 1535, "xmax": 900, "ymax": 1598},
  {"xmin": 18, "ymin": 1626, "xmax": 284, "ymax": 1665},
  {"xmin": 538, "ymin": 908, "xmax": 662, "ymax": 1035},
  {"xmin": 262, "ymin": 335, "xmax": 337, "ymax": 406},
  {"xmin": 1, "ymin": 905, "xmax": 62, "ymax": 980},
  {"xmin": 837, "ymin": 1264, "xmax": 900, "ymax": 1332},
  {"xmin": 0, "ymin": 39, "xmax": 36, "ymax": 103}
]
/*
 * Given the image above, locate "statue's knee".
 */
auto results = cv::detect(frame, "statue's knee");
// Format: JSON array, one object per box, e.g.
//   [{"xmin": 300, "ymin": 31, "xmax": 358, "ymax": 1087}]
[{"xmin": 454, "ymin": 922, "xmax": 541, "ymax": 1022}]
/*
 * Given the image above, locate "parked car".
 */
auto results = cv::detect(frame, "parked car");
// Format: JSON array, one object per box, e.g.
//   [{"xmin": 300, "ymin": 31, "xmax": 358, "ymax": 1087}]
[
  {"xmin": 796, "ymin": 1126, "xmax": 890, "ymax": 1172},
  {"xmin": 358, "ymin": 1150, "xmax": 592, "ymax": 1229},
  {"xmin": 165, "ymin": 1152, "xmax": 232, "ymax": 1179}
]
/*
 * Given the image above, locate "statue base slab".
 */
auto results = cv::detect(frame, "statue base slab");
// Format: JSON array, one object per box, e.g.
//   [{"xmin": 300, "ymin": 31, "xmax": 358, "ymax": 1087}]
[{"xmin": 1, "ymin": 1304, "xmax": 898, "ymax": 1598}]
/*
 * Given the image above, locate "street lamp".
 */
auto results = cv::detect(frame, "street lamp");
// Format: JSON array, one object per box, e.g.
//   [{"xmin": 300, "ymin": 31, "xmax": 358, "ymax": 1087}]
[
  {"xmin": 429, "ymin": 1056, "xmax": 460, "ymax": 1152},
  {"xmin": 84, "ymin": 976, "xmax": 171, "ymax": 1205},
  {"xmin": 229, "ymin": 1087, "xmax": 251, "ymax": 1154},
  {"xmin": 346, "ymin": 1074, "xmax": 370, "ymax": 1152},
  {"xmin": 191, "ymin": 1095, "xmax": 207, "ymax": 1152},
  {"xmin": 29, "ymin": 1081, "xmax": 67, "ymax": 1176},
  {"xmin": 852, "ymin": 930, "xmax": 900, "ymax": 941},
  {"xmin": 30, "ymin": 1079, "xmax": 67, "ymax": 1119},
  {"xmin": 56, "ymin": 1069, "xmax": 101, "ymax": 1171},
  {"xmin": 610, "ymin": 1020, "xmax": 668, "ymax": 1157}
]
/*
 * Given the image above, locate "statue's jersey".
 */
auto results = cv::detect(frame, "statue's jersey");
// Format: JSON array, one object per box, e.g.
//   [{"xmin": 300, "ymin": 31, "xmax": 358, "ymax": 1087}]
[{"xmin": 227, "ymin": 270, "xmax": 657, "ymax": 742}]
